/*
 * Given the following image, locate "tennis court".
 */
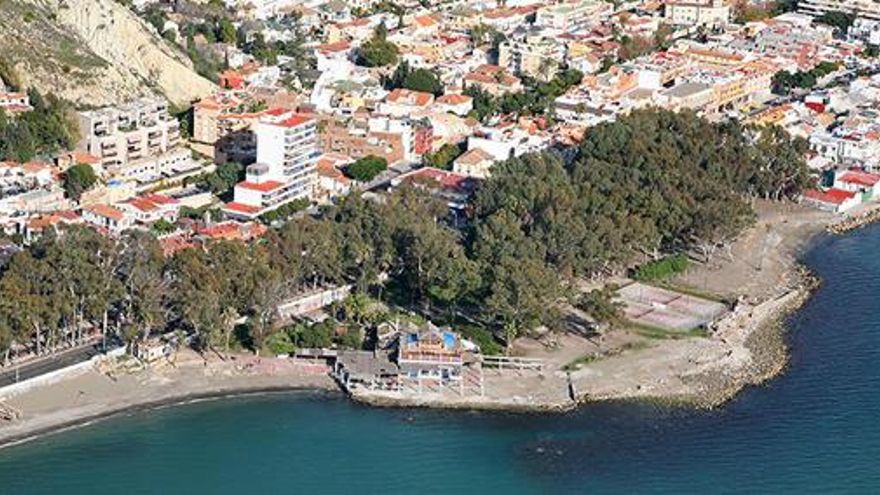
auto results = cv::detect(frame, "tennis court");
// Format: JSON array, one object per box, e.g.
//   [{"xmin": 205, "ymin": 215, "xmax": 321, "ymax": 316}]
[{"xmin": 617, "ymin": 282, "xmax": 727, "ymax": 332}]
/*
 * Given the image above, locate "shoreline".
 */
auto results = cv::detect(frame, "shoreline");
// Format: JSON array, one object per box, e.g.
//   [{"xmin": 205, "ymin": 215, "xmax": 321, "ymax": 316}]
[
  {"xmin": 0, "ymin": 202, "xmax": 871, "ymax": 448},
  {"xmin": 0, "ymin": 352, "xmax": 337, "ymax": 449},
  {"xmin": 0, "ymin": 385, "xmax": 341, "ymax": 451}
]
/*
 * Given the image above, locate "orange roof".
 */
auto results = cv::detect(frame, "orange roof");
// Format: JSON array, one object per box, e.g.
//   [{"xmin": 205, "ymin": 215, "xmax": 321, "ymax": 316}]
[
  {"xmin": 160, "ymin": 234, "xmax": 196, "ymax": 257},
  {"xmin": 437, "ymin": 94, "xmax": 473, "ymax": 105},
  {"xmin": 141, "ymin": 193, "xmax": 178, "ymax": 205},
  {"xmin": 317, "ymin": 40, "xmax": 351, "ymax": 54},
  {"xmin": 69, "ymin": 151, "xmax": 101, "ymax": 165},
  {"xmin": 127, "ymin": 197, "xmax": 160, "ymax": 212},
  {"xmin": 85, "ymin": 204, "xmax": 125, "ymax": 221},
  {"xmin": 386, "ymin": 88, "xmax": 434, "ymax": 107},
  {"xmin": 224, "ymin": 202, "xmax": 262, "ymax": 214},
  {"xmin": 237, "ymin": 180, "xmax": 285, "ymax": 193},
  {"xmin": 22, "ymin": 161, "xmax": 51, "ymax": 173},
  {"xmin": 455, "ymin": 148, "xmax": 493, "ymax": 166},
  {"xmin": 277, "ymin": 115, "xmax": 313, "ymax": 128},
  {"xmin": 414, "ymin": 15, "xmax": 438, "ymax": 27}
]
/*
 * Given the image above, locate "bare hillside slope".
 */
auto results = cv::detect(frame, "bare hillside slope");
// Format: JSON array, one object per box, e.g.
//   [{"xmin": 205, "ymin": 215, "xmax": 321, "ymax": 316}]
[{"xmin": 0, "ymin": 0, "xmax": 216, "ymax": 106}]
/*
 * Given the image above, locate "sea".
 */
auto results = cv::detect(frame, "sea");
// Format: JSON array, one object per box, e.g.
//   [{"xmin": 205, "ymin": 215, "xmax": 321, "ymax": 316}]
[{"xmin": 2, "ymin": 225, "xmax": 880, "ymax": 494}]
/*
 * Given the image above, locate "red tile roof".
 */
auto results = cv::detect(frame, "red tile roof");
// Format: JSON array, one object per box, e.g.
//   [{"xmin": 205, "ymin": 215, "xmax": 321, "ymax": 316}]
[
  {"xmin": 804, "ymin": 188, "xmax": 856, "ymax": 205},
  {"xmin": 237, "ymin": 180, "xmax": 285, "ymax": 193},
  {"xmin": 224, "ymin": 202, "xmax": 262, "ymax": 214},
  {"xmin": 838, "ymin": 170, "xmax": 880, "ymax": 187},
  {"xmin": 386, "ymin": 89, "xmax": 434, "ymax": 107},
  {"xmin": 277, "ymin": 115, "xmax": 313, "ymax": 128},
  {"xmin": 85, "ymin": 204, "xmax": 125, "ymax": 221}
]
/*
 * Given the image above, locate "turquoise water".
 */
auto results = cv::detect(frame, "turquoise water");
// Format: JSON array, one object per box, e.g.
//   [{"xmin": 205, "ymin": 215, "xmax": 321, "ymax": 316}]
[{"xmin": 3, "ymin": 226, "xmax": 880, "ymax": 494}]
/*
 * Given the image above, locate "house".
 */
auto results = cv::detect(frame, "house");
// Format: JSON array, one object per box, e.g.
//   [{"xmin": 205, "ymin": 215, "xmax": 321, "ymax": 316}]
[
  {"xmin": 379, "ymin": 89, "xmax": 436, "ymax": 117},
  {"xmin": 435, "ymin": 94, "xmax": 474, "ymax": 117},
  {"xmin": 463, "ymin": 65, "xmax": 523, "ymax": 96},
  {"xmin": 0, "ymin": 90, "xmax": 31, "ymax": 114},
  {"xmin": 195, "ymin": 221, "xmax": 268, "ymax": 241},
  {"xmin": 81, "ymin": 204, "xmax": 132, "ymax": 233},
  {"xmin": 452, "ymin": 148, "xmax": 495, "ymax": 179},
  {"xmin": 801, "ymin": 188, "xmax": 861, "ymax": 213},
  {"xmin": 833, "ymin": 170, "xmax": 880, "ymax": 200},
  {"xmin": 119, "ymin": 193, "xmax": 180, "ymax": 225},
  {"xmin": 391, "ymin": 167, "xmax": 479, "ymax": 224},
  {"xmin": 395, "ymin": 325, "xmax": 475, "ymax": 392},
  {"xmin": 315, "ymin": 153, "xmax": 353, "ymax": 202},
  {"xmin": 333, "ymin": 323, "xmax": 482, "ymax": 396}
]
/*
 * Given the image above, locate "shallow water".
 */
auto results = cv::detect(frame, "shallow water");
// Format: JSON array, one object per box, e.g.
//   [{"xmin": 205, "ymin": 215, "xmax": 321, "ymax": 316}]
[{"xmin": 2, "ymin": 225, "xmax": 880, "ymax": 494}]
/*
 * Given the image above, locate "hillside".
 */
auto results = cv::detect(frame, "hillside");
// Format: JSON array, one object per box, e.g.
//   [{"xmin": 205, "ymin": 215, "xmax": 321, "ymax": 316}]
[{"xmin": 0, "ymin": 0, "xmax": 216, "ymax": 107}]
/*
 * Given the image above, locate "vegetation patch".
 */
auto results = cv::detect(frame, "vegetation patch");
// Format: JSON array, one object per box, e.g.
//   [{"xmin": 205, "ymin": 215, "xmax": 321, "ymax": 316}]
[{"xmin": 633, "ymin": 253, "xmax": 690, "ymax": 282}]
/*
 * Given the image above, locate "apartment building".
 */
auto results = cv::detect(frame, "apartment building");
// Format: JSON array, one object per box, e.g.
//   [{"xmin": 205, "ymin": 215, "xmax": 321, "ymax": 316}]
[
  {"xmin": 535, "ymin": 0, "xmax": 612, "ymax": 30},
  {"xmin": 664, "ymin": 0, "xmax": 731, "ymax": 27},
  {"xmin": 799, "ymin": 0, "xmax": 880, "ymax": 21},
  {"xmin": 77, "ymin": 98, "xmax": 181, "ymax": 175},
  {"xmin": 499, "ymin": 33, "xmax": 566, "ymax": 81},
  {"xmin": 224, "ymin": 115, "xmax": 320, "ymax": 220}
]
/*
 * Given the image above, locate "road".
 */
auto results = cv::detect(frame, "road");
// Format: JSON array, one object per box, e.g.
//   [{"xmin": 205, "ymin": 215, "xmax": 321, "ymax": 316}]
[{"xmin": 0, "ymin": 343, "xmax": 104, "ymax": 389}]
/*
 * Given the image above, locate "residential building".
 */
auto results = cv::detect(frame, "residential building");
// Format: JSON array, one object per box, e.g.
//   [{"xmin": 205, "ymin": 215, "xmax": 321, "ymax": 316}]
[
  {"xmin": 802, "ymin": 188, "xmax": 861, "ymax": 213},
  {"xmin": 535, "ymin": 0, "xmax": 613, "ymax": 30},
  {"xmin": 463, "ymin": 65, "xmax": 524, "ymax": 96},
  {"xmin": 224, "ymin": 115, "xmax": 320, "ymax": 220},
  {"xmin": 499, "ymin": 33, "xmax": 566, "ymax": 81},
  {"xmin": 799, "ymin": 0, "xmax": 880, "ymax": 21},
  {"xmin": 77, "ymin": 98, "xmax": 182, "ymax": 177},
  {"xmin": 664, "ymin": 0, "xmax": 730, "ymax": 27},
  {"xmin": 452, "ymin": 148, "xmax": 495, "ymax": 178},
  {"xmin": 81, "ymin": 204, "xmax": 132, "ymax": 233},
  {"xmin": 0, "ymin": 90, "xmax": 31, "ymax": 114},
  {"xmin": 833, "ymin": 169, "xmax": 880, "ymax": 200}
]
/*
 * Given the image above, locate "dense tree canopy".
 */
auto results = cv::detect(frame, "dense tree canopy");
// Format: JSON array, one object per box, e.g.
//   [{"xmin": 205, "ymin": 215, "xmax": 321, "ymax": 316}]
[
  {"xmin": 0, "ymin": 89, "xmax": 78, "ymax": 162},
  {"xmin": 0, "ymin": 109, "xmax": 812, "ymax": 359}
]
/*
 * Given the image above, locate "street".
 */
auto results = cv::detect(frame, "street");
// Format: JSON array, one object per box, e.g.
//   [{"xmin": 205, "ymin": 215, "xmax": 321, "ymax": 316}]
[{"xmin": 0, "ymin": 343, "xmax": 104, "ymax": 389}]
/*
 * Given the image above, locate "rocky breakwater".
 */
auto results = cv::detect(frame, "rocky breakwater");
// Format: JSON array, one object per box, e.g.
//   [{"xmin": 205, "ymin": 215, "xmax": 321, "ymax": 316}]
[
  {"xmin": 688, "ymin": 267, "xmax": 821, "ymax": 408},
  {"xmin": 828, "ymin": 206, "xmax": 880, "ymax": 234}
]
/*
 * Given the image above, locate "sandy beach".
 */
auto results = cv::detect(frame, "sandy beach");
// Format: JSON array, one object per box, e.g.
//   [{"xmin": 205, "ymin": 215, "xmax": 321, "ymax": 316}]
[{"xmin": 0, "ymin": 350, "xmax": 337, "ymax": 448}]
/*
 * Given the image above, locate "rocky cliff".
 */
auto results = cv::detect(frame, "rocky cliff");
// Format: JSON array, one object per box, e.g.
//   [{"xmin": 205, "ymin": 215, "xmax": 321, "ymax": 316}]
[{"xmin": 0, "ymin": 0, "xmax": 216, "ymax": 107}]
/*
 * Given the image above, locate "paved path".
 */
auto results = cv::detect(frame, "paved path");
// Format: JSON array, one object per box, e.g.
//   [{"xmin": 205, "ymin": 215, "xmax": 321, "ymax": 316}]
[{"xmin": 0, "ymin": 344, "xmax": 104, "ymax": 388}]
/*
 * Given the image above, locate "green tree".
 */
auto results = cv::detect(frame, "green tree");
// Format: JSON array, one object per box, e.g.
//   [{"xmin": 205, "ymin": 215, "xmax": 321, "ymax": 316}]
[
  {"xmin": 577, "ymin": 285, "xmax": 624, "ymax": 328},
  {"xmin": 346, "ymin": 155, "xmax": 387, "ymax": 182},
  {"xmin": 484, "ymin": 256, "xmax": 562, "ymax": 353},
  {"xmin": 63, "ymin": 164, "xmax": 98, "ymax": 201},
  {"xmin": 357, "ymin": 24, "xmax": 399, "ymax": 67},
  {"xmin": 423, "ymin": 143, "xmax": 463, "ymax": 170}
]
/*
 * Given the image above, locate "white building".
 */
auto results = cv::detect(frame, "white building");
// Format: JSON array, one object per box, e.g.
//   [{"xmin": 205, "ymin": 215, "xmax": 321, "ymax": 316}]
[
  {"xmin": 665, "ymin": 0, "xmax": 730, "ymax": 27},
  {"xmin": 224, "ymin": 115, "xmax": 320, "ymax": 220},
  {"xmin": 77, "ymin": 98, "xmax": 181, "ymax": 175}
]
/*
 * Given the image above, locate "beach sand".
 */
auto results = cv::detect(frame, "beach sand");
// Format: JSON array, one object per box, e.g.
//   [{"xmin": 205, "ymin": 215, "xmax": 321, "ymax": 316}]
[{"xmin": 0, "ymin": 350, "xmax": 336, "ymax": 448}]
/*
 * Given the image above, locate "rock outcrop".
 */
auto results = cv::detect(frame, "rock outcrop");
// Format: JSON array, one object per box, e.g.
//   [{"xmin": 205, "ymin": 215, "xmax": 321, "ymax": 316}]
[{"xmin": 0, "ymin": 0, "xmax": 216, "ymax": 107}]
